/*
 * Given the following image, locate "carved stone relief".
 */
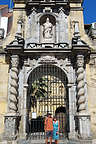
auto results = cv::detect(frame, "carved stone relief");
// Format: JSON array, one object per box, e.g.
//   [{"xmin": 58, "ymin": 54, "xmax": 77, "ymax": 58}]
[
  {"xmin": 58, "ymin": 7, "xmax": 68, "ymax": 43},
  {"xmin": 26, "ymin": 6, "xmax": 69, "ymax": 46},
  {"xmin": 24, "ymin": 56, "xmax": 72, "ymax": 84},
  {"xmin": 43, "ymin": 17, "xmax": 53, "ymax": 39},
  {"xmin": 27, "ymin": 8, "xmax": 38, "ymax": 42},
  {"xmin": 4, "ymin": 115, "xmax": 20, "ymax": 140},
  {"xmin": 40, "ymin": 15, "xmax": 56, "ymax": 43},
  {"xmin": 89, "ymin": 55, "xmax": 96, "ymax": 78},
  {"xmin": 76, "ymin": 55, "xmax": 86, "ymax": 113},
  {"xmin": 8, "ymin": 55, "xmax": 19, "ymax": 113},
  {"xmin": 27, "ymin": 43, "xmax": 68, "ymax": 49}
]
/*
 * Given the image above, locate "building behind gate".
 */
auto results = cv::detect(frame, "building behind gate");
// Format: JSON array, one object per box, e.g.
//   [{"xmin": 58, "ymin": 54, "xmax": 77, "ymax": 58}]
[{"xmin": 0, "ymin": 0, "xmax": 96, "ymax": 143}]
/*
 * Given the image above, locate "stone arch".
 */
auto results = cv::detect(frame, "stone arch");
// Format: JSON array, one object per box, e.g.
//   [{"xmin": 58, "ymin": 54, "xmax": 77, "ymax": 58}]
[
  {"xmin": 27, "ymin": 64, "xmax": 69, "ymax": 104},
  {"xmin": 26, "ymin": 64, "xmax": 69, "ymax": 136},
  {"xmin": 39, "ymin": 13, "xmax": 57, "ymax": 24},
  {"xmin": 55, "ymin": 106, "xmax": 66, "ymax": 114},
  {"xmin": 26, "ymin": 64, "xmax": 69, "ymax": 85},
  {"xmin": 40, "ymin": 14, "xmax": 56, "ymax": 26},
  {"xmin": 55, "ymin": 106, "xmax": 68, "ymax": 136},
  {"xmin": 22, "ymin": 59, "xmax": 76, "ymax": 139},
  {"xmin": 27, "ymin": 64, "xmax": 68, "ymax": 84},
  {"xmin": 26, "ymin": 57, "xmax": 71, "ymax": 85}
]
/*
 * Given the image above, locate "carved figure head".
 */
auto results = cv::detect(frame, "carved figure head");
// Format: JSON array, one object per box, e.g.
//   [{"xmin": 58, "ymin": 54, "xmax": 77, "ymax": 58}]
[{"xmin": 46, "ymin": 17, "xmax": 50, "ymax": 23}]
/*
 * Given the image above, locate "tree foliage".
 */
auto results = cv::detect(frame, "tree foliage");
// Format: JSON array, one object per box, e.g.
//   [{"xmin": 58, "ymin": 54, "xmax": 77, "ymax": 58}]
[{"xmin": 30, "ymin": 77, "xmax": 48, "ymax": 107}]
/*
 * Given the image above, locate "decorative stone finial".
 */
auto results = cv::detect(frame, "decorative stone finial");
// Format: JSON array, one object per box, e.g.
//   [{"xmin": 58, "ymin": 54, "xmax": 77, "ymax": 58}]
[
  {"xmin": 72, "ymin": 21, "xmax": 85, "ymax": 45},
  {"xmin": 74, "ymin": 21, "xmax": 80, "ymax": 38}
]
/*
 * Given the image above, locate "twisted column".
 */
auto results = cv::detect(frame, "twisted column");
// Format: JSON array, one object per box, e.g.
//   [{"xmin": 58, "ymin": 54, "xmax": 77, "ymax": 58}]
[
  {"xmin": 8, "ymin": 55, "xmax": 19, "ymax": 113},
  {"xmin": 77, "ymin": 55, "xmax": 86, "ymax": 113}
]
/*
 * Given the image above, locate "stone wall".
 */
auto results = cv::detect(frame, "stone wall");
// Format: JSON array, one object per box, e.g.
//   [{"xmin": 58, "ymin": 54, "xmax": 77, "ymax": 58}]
[
  {"xmin": 0, "ymin": 55, "xmax": 9, "ymax": 138},
  {"xmin": 0, "ymin": 0, "xmax": 96, "ymax": 140},
  {"xmin": 86, "ymin": 59, "xmax": 96, "ymax": 138}
]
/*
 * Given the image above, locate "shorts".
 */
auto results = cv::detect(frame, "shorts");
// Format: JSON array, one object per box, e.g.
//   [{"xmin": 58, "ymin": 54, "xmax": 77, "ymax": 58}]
[{"xmin": 46, "ymin": 131, "xmax": 53, "ymax": 138}]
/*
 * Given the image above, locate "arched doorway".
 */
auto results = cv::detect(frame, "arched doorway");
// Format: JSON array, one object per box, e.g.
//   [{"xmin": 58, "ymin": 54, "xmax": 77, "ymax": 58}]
[
  {"xmin": 55, "ymin": 107, "xmax": 68, "ymax": 139},
  {"xmin": 27, "ymin": 64, "xmax": 68, "ymax": 139}
]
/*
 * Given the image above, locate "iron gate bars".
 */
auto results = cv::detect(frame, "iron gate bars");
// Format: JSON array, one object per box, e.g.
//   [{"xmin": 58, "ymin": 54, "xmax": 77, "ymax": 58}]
[{"xmin": 27, "ymin": 64, "xmax": 68, "ymax": 139}]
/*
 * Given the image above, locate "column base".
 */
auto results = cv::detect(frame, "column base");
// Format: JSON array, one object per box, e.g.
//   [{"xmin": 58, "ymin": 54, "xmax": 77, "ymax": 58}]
[
  {"xmin": 21, "ymin": 133, "xmax": 28, "ymax": 140},
  {"xmin": 4, "ymin": 113, "xmax": 21, "ymax": 141},
  {"xmin": 68, "ymin": 132, "xmax": 78, "ymax": 140},
  {"xmin": 75, "ymin": 114, "xmax": 92, "ymax": 139}
]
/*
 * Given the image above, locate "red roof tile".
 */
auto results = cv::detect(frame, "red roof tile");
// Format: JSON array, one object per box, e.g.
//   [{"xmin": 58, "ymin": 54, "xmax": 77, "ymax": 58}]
[
  {"xmin": 0, "ymin": 5, "xmax": 8, "ymax": 10},
  {"xmin": 2, "ymin": 12, "xmax": 13, "ymax": 18}
]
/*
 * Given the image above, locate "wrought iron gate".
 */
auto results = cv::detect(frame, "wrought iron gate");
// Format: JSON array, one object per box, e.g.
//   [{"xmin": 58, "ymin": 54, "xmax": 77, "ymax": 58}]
[{"xmin": 27, "ymin": 65, "xmax": 68, "ymax": 140}]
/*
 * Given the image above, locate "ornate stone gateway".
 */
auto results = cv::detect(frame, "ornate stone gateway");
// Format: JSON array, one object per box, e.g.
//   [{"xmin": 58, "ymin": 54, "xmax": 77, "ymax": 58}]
[
  {"xmin": 27, "ymin": 64, "xmax": 68, "ymax": 139},
  {"xmin": 4, "ymin": 0, "xmax": 92, "ymax": 143}
]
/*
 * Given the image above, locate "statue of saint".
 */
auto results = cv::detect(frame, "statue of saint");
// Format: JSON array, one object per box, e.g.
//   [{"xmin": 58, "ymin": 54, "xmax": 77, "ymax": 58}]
[{"xmin": 43, "ymin": 17, "xmax": 53, "ymax": 39}]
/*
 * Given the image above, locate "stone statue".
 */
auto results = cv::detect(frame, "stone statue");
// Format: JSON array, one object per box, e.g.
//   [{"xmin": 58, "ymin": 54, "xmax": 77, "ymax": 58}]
[{"xmin": 43, "ymin": 17, "xmax": 53, "ymax": 39}]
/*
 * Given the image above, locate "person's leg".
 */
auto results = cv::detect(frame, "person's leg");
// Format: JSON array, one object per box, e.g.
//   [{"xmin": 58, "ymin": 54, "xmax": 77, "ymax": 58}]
[
  {"xmin": 45, "ymin": 137, "xmax": 48, "ymax": 144},
  {"xmin": 45, "ymin": 132, "xmax": 48, "ymax": 144},
  {"xmin": 55, "ymin": 140, "xmax": 58, "ymax": 144},
  {"xmin": 49, "ymin": 136, "xmax": 52, "ymax": 144},
  {"xmin": 50, "ymin": 130, "xmax": 53, "ymax": 144}
]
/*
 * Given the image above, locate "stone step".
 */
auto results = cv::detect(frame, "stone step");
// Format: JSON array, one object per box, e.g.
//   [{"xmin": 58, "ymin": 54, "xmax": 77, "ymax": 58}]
[
  {"xmin": 68, "ymin": 140, "xmax": 92, "ymax": 144},
  {"xmin": 17, "ymin": 139, "xmax": 92, "ymax": 144},
  {"xmin": 17, "ymin": 139, "xmax": 68, "ymax": 144}
]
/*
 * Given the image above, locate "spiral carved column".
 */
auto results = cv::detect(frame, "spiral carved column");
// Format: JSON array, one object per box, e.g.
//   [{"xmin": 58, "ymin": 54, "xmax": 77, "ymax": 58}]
[
  {"xmin": 77, "ymin": 55, "xmax": 86, "ymax": 113},
  {"xmin": 8, "ymin": 55, "xmax": 19, "ymax": 113},
  {"xmin": 4, "ymin": 55, "xmax": 20, "ymax": 140},
  {"xmin": 75, "ymin": 55, "xmax": 91, "ymax": 139}
]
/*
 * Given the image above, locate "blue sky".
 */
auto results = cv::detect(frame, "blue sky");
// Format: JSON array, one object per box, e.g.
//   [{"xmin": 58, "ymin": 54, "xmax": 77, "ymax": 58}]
[
  {"xmin": 0, "ymin": 0, "xmax": 95, "ymax": 24},
  {"xmin": 83, "ymin": 0, "xmax": 96, "ymax": 24},
  {"xmin": 0, "ymin": 0, "xmax": 14, "ymax": 9}
]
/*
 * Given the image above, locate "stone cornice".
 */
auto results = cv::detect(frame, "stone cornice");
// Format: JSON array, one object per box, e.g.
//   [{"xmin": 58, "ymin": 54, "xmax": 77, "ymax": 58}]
[
  {"xmin": 14, "ymin": 0, "xmax": 69, "ymax": 4},
  {"xmin": 69, "ymin": 0, "xmax": 83, "ymax": 4},
  {"xmin": 13, "ymin": 0, "xmax": 84, "ymax": 5},
  {"xmin": 13, "ymin": 0, "xmax": 26, "ymax": 4}
]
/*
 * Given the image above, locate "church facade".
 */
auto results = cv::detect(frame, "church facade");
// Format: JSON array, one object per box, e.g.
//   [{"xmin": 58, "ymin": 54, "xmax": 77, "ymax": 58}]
[{"xmin": 0, "ymin": 0, "xmax": 96, "ymax": 143}]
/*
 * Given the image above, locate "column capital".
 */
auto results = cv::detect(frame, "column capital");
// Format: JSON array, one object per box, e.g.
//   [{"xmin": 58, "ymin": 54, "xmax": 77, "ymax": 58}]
[
  {"xmin": 11, "ymin": 55, "xmax": 19, "ymax": 58},
  {"xmin": 11, "ymin": 55, "xmax": 19, "ymax": 67},
  {"xmin": 77, "ymin": 55, "xmax": 84, "ymax": 67}
]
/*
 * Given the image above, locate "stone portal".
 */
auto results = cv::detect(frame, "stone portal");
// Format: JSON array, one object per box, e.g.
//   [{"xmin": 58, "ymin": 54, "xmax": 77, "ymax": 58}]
[{"xmin": 4, "ymin": 0, "xmax": 92, "ymax": 143}]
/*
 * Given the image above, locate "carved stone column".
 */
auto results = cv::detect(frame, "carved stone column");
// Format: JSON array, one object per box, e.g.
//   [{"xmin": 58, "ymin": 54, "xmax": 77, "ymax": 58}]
[
  {"xmin": 76, "ymin": 55, "xmax": 91, "ymax": 139},
  {"xmin": 9, "ymin": 55, "xmax": 19, "ymax": 113},
  {"xmin": 68, "ymin": 83, "xmax": 76, "ymax": 140},
  {"xmin": 4, "ymin": 55, "xmax": 20, "ymax": 140},
  {"xmin": 67, "ymin": 60, "xmax": 77, "ymax": 140},
  {"xmin": 22, "ymin": 84, "xmax": 28, "ymax": 138},
  {"xmin": 77, "ymin": 55, "xmax": 86, "ymax": 113}
]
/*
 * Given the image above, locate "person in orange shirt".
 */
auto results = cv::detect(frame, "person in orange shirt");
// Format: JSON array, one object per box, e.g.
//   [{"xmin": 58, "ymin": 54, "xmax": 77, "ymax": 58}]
[{"xmin": 44, "ymin": 113, "xmax": 53, "ymax": 144}]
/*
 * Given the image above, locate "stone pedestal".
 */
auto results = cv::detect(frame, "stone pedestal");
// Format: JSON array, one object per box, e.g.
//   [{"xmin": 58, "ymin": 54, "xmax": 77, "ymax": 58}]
[
  {"xmin": 4, "ymin": 113, "xmax": 20, "ymax": 141},
  {"xmin": 75, "ymin": 114, "xmax": 91, "ymax": 139}
]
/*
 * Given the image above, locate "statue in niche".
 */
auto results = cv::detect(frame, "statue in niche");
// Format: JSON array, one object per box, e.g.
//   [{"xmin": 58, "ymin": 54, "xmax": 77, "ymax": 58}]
[{"xmin": 43, "ymin": 17, "xmax": 53, "ymax": 39}]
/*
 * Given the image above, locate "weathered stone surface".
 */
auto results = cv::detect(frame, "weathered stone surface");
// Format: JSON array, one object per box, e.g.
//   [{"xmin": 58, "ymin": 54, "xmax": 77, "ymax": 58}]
[{"xmin": 0, "ymin": 0, "xmax": 96, "ymax": 143}]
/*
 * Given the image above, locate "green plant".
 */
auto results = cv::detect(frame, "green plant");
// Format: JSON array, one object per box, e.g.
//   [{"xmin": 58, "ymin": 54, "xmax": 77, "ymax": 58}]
[{"xmin": 30, "ymin": 77, "xmax": 48, "ymax": 107}]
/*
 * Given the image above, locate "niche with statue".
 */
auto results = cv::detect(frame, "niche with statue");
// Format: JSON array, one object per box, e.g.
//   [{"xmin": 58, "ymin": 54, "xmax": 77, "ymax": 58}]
[{"xmin": 40, "ymin": 15, "xmax": 56, "ymax": 43}]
